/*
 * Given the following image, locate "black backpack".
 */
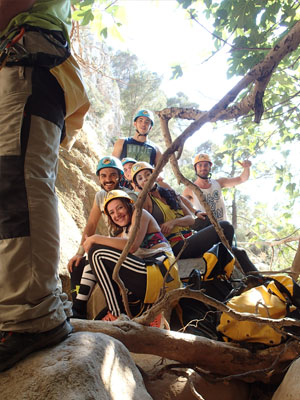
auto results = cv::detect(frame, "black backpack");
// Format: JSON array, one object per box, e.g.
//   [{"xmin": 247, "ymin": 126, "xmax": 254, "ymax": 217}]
[{"xmin": 170, "ymin": 242, "xmax": 237, "ymax": 339}]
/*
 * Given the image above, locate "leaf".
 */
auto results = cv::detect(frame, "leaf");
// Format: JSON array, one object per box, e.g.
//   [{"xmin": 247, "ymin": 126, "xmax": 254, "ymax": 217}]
[
  {"xmin": 100, "ymin": 27, "xmax": 108, "ymax": 39},
  {"xmin": 81, "ymin": 10, "xmax": 94, "ymax": 26},
  {"xmin": 171, "ymin": 65, "xmax": 183, "ymax": 80},
  {"xmin": 177, "ymin": 0, "xmax": 195, "ymax": 9}
]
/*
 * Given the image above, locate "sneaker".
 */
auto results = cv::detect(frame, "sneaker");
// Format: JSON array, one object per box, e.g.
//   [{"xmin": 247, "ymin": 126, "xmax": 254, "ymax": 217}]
[
  {"xmin": 0, "ymin": 320, "xmax": 73, "ymax": 372},
  {"xmin": 102, "ymin": 311, "xmax": 117, "ymax": 321},
  {"xmin": 150, "ymin": 313, "xmax": 163, "ymax": 328}
]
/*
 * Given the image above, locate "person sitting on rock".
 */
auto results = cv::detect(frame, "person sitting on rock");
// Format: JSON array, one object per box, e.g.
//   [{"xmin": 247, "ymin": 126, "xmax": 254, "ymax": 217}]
[
  {"xmin": 68, "ymin": 156, "xmax": 137, "ymax": 272},
  {"xmin": 72, "ymin": 190, "xmax": 181, "ymax": 323},
  {"xmin": 67, "ymin": 156, "xmax": 137, "ymax": 315},
  {"xmin": 119, "ymin": 157, "xmax": 137, "ymax": 191},
  {"xmin": 131, "ymin": 162, "xmax": 257, "ymax": 275}
]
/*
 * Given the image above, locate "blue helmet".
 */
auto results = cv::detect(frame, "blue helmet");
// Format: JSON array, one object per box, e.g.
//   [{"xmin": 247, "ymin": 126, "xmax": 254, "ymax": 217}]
[
  {"xmin": 133, "ymin": 109, "xmax": 154, "ymax": 126},
  {"xmin": 121, "ymin": 157, "xmax": 137, "ymax": 166},
  {"xmin": 96, "ymin": 156, "xmax": 124, "ymax": 176}
]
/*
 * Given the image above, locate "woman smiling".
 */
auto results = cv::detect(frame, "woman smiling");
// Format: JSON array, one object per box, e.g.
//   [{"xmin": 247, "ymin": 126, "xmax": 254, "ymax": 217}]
[{"xmin": 73, "ymin": 190, "xmax": 181, "ymax": 323}]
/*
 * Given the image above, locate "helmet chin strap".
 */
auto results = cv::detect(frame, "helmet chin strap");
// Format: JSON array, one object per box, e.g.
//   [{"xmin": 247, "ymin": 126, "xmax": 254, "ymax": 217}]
[
  {"xmin": 136, "ymin": 129, "xmax": 149, "ymax": 137},
  {"xmin": 196, "ymin": 172, "xmax": 212, "ymax": 180}
]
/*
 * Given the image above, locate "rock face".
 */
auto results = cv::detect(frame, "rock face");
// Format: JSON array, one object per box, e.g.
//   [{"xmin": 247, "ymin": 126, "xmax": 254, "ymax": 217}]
[
  {"xmin": 57, "ymin": 35, "xmax": 122, "ymax": 276},
  {"xmin": 0, "ymin": 332, "xmax": 153, "ymax": 400},
  {"xmin": 271, "ymin": 357, "xmax": 300, "ymax": 400}
]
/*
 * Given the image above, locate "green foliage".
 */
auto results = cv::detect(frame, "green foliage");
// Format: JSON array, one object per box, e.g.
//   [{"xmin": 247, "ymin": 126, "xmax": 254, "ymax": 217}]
[
  {"xmin": 72, "ymin": 0, "xmax": 126, "ymax": 40},
  {"xmin": 240, "ymin": 202, "xmax": 299, "ymax": 270},
  {"xmin": 176, "ymin": 0, "xmax": 300, "ymax": 76}
]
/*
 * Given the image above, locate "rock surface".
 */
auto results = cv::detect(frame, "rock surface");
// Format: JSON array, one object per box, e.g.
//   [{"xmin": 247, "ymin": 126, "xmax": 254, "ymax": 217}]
[
  {"xmin": 271, "ymin": 357, "xmax": 300, "ymax": 400},
  {"xmin": 132, "ymin": 353, "xmax": 251, "ymax": 400},
  {"xmin": 0, "ymin": 332, "xmax": 153, "ymax": 400}
]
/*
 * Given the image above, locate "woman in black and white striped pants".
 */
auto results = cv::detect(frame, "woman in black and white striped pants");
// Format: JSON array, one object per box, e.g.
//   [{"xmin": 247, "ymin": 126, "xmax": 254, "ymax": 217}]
[{"xmin": 73, "ymin": 190, "xmax": 181, "ymax": 321}]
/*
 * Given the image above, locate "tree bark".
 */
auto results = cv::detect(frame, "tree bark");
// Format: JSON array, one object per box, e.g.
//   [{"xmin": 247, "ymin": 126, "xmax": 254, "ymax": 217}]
[
  {"xmin": 71, "ymin": 318, "xmax": 300, "ymax": 383},
  {"xmin": 290, "ymin": 240, "xmax": 300, "ymax": 281}
]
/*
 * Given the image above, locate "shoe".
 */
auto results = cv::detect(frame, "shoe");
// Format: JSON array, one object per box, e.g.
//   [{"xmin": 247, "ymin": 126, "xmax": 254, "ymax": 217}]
[
  {"xmin": 0, "ymin": 320, "xmax": 73, "ymax": 372},
  {"xmin": 102, "ymin": 311, "xmax": 117, "ymax": 321},
  {"xmin": 150, "ymin": 313, "xmax": 163, "ymax": 328}
]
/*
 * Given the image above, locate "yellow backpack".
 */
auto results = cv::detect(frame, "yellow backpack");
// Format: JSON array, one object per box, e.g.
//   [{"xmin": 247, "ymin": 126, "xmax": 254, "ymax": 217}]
[{"xmin": 217, "ymin": 274, "xmax": 300, "ymax": 346}]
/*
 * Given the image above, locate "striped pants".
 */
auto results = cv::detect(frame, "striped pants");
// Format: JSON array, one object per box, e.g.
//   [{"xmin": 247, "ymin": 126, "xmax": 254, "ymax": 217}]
[{"xmin": 80, "ymin": 244, "xmax": 149, "ymax": 318}]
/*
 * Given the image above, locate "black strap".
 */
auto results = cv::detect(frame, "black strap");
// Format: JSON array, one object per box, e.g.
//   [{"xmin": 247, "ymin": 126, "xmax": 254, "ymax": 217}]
[{"xmin": 143, "ymin": 252, "xmax": 174, "ymax": 283}]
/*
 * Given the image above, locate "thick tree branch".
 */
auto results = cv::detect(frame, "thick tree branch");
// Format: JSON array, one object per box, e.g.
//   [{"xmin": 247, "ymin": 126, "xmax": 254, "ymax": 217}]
[
  {"xmin": 157, "ymin": 21, "xmax": 300, "ymax": 124},
  {"xmin": 72, "ymin": 316, "xmax": 300, "ymax": 382}
]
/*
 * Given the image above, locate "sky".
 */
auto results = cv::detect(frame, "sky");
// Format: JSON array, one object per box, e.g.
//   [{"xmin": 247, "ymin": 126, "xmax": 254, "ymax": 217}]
[
  {"xmin": 103, "ymin": 0, "xmax": 300, "ymax": 224},
  {"xmin": 108, "ymin": 0, "xmax": 241, "ymax": 150},
  {"xmin": 114, "ymin": 0, "xmax": 238, "ymax": 109}
]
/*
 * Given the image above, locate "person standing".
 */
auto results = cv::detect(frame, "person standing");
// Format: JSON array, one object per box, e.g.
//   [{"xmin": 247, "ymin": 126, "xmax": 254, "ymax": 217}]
[
  {"xmin": 182, "ymin": 154, "xmax": 252, "ymax": 222},
  {"xmin": 0, "ymin": 0, "xmax": 89, "ymax": 371},
  {"xmin": 112, "ymin": 109, "xmax": 162, "ymax": 166}
]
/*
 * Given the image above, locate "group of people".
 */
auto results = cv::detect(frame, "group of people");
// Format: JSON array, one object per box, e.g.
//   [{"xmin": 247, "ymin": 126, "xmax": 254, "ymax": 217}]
[
  {"xmin": 68, "ymin": 108, "xmax": 256, "ymax": 326},
  {"xmin": 0, "ymin": 0, "xmax": 254, "ymax": 372}
]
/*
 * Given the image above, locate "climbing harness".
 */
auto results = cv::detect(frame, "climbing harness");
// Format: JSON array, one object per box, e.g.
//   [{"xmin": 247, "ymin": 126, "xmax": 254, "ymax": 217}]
[{"xmin": 0, "ymin": 27, "xmax": 25, "ymax": 70}]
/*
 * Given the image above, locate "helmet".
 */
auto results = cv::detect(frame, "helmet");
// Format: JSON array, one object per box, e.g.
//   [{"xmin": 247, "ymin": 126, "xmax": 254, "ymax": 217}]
[
  {"xmin": 121, "ymin": 157, "xmax": 137, "ymax": 166},
  {"xmin": 131, "ymin": 161, "xmax": 154, "ymax": 182},
  {"xmin": 133, "ymin": 109, "xmax": 154, "ymax": 126},
  {"xmin": 103, "ymin": 189, "xmax": 134, "ymax": 215},
  {"xmin": 96, "ymin": 156, "xmax": 124, "ymax": 176},
  {"xmin": 193, "ymin": 153, "xmax": 213, "ymax": 168}
]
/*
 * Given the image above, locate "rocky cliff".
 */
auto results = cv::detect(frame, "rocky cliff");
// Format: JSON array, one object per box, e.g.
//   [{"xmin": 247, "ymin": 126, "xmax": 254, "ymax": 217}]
[{"xmin": 57, "ymin": 35, "xmax": 121, "ymax": 274}]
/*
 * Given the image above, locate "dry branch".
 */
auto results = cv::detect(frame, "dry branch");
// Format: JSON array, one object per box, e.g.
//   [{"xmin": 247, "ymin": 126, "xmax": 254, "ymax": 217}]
[
  {"xmin": 71, "ymin": 317, "xmax": 300, "ymax": 383},
  {"xmin": 71, "ymin": 17, "xmax": 300, "ymax": 383},
  {"xmin": 158, "ymin": 111, "xmax": 244, "ymax": 274},
  {"xmin": 112, "ymin": 19, "xmax": 300, "ymax": 322},
  {"xmin": 291, "ymin": 240, "xmax": 300, "ymax": 281},
  {"xmin": 156, "ymin": 21, "xmax": 300, "ymax": 125}
]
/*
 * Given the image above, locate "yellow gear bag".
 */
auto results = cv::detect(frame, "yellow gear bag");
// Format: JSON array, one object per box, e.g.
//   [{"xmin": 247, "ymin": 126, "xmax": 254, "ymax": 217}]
[{"xmin": 217, "ymin": 274, "xmax": 298, "ymax": 346}]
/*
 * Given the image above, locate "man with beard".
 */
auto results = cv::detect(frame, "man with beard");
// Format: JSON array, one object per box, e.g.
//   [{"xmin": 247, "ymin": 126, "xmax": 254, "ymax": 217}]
[
  {"xmin": 68, "ymin": 156, "xmax": 137, "ymax": 272},
  {"xmin": 67, "ymin": 156, "xmax": 137, "ymax": 318},
  {"xmin": 182, "ymin": 154, "xmax": 251, "ymax": 225},
  {"xmin": 112, "ymin": 109, "xmax": 162, "ymax": 166}
]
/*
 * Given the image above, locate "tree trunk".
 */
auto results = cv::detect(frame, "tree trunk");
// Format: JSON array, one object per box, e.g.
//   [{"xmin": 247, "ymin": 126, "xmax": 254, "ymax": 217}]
[{"xmin": 72, "ymin": 318, "xmax": 300, "ymax": 383}]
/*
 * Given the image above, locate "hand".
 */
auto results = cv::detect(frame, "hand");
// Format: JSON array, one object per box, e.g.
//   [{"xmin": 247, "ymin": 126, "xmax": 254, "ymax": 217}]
[
  {"xmin": 238, "ymin": 160, "xmax": 252, "ymax": 168},
  {"xmin": 160, "ymin": 220, "xmax": 176, "ymax": 236},
  {"xmin": 83, "ymin": 234, "xmax": 99, "ymax": 254},
  {"xmin": 195, "ymin": 211, "xmax": 207, "ymax": 220},
  {"xmin": 67, "ymin": 254, "xmax": 83, "ymax": 273}
]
